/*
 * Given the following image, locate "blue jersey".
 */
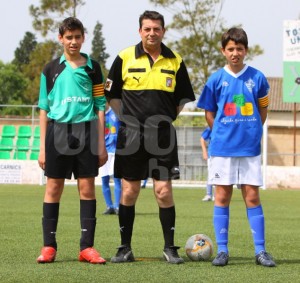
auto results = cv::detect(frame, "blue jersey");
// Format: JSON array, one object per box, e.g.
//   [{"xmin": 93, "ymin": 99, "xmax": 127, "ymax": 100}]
[
  {"xmin": 197, "ymin": 65, "xmax": 269, "ymax": 157},
  {"xmin": 201, "ymin": 127, "xmax": 211, "ymax": 158},
  {"xmin": 201, "ymin": 127, "xmax": 211, "ymax": 143},
  {"xmin": 104, "ymin": 108, "xmax": 120, "ymax": 153}
]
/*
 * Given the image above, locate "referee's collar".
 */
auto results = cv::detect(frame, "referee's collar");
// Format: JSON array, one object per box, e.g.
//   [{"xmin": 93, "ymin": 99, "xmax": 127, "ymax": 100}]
[{"xmin": 135, "ymin": 41, "xmax": 176, "ymax": 59}]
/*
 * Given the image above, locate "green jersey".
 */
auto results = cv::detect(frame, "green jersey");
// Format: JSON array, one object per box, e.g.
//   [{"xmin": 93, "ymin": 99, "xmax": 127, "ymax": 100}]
[{"xmin": 38, "ymin": 53, "xmax": 106, "ymax": 123}]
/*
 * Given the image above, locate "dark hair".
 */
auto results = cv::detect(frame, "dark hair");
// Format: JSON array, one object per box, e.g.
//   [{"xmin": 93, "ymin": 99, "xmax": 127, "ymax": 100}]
[
  {"xmin": 221, "ymin": 27, "xmax": 248, "ymax": 49},
  {"xmin": 139, "ymin": 10, "xmax": 165, "ymax": 29},
  {"xmin": 59, "ymin": 17, "xmax": 85, "ymax": 36}
]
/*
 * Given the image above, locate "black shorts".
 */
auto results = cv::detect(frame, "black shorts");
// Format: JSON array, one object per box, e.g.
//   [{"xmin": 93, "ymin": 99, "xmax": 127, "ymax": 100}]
[
  {"xmin": 114, "ymin": 124, "xmax": 180, "ymax": 181},
  {"xmin": 45, "ymin": 120, "xmax": 99, "ymax": 179}
]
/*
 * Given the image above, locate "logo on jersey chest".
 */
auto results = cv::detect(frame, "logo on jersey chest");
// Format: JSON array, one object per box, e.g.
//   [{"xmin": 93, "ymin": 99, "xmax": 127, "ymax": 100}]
[{"xmin": 166, "ymin": 77, "xmax": 173, "ymax": 87}]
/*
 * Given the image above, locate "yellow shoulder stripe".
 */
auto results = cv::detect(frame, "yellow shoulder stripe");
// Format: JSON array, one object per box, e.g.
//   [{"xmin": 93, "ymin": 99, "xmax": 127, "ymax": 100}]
[
  {"xmin": 258, "ymin": 95, "xmax": 269, "ymax": 107},
  {"xmin": 93, "ymin": 83, "xmax": 105, "ymax": 97}
]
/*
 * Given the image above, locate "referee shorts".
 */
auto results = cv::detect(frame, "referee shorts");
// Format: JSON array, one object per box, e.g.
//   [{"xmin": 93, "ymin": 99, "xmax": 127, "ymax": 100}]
[
  {"xmin": 44, "ymin": 120, "xmax": 99, "ymax": 180},
  {"xmin": 114, "ymin": 124, "xmax": 180, "ymax": 181}
]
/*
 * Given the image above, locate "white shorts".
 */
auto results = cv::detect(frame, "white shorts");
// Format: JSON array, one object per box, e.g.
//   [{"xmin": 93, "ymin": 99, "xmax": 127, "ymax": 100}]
[
  {"xmin": 99, "ymin": 153, "xmax": 115, "ymax": 177},
  {"xmin": 208, "ymin": 155, "xmax": 263, "ymax": 186}
]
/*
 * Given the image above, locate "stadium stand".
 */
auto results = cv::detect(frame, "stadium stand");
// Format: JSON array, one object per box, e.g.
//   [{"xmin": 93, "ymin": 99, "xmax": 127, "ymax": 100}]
[
  {"xmin": 0, "ymin": 137, "xmax": 14, "ymax": 151},
  {"xmin": 33, "ymin": 126, "xmax": 40, "ymax": 138},
  {"xmin": 0, "ymin": 124, "xmax": 40, "ymax": 160},
  {"xmin": 31, "ymin": 138, "xmax": 40, "ymax": 151},
  {"xmin": 29, "ymin": 151, "xmax": 39, "ymax": 160},
  {"xmin": 0, "ymin": 151, "xmax": 11, "ymax": 159},
  {"xmin": 14, "ymin": 151, "xmax": 28, "ymax": 160},
  {"xmin": 1, "ymin": 125, "xmax": 16, "ymax": 138},
  {"xmin": 17, "ymin": 125, "xmax": 32, "ymax": 138},
  {"xmin": 15, "ymin": 138, "xmax": 30, "ymax": 151}
]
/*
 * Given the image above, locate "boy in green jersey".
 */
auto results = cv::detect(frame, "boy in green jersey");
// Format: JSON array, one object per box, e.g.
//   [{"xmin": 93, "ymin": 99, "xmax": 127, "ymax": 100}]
[{"xmin": 36, "ymin": 17, "xmax": 108, "ymax": 264}]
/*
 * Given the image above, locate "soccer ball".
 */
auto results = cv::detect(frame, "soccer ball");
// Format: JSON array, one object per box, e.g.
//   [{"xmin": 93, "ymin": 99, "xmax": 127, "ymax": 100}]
[{"xmin": 185, "ymin": 234, "xmax": 213, "ymax": 261}]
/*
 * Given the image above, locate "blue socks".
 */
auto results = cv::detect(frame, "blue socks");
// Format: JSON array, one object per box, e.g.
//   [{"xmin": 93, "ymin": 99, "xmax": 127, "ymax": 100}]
[
  {"xmin": 102, "ymin": 176, "xmax": 122, "ymax": 209},
  {"xmin": 206, "ymin": 184, "xmax": 213, "ymax": 196},
  {"xmin": 213, "ymin": 206, "xmax": 229, "ymax": 254},
  {"xmin": 214, "ymin": 205, "xmax": 266, "ymax": 256},
  {"xmin": 247, "ymin": 205, "xmax": 265, "ymax": 255},
  {"xmin": 113, "ymin": 177, "xmax": 121, "ymax": 209},
  {"xmin": 101, "ymin": 175, "xmax": 113, "ymax": 208}
]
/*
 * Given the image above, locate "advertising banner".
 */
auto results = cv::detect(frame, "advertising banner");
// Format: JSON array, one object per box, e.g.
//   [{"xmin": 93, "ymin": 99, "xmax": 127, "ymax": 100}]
[{"xmin": 283, "ymin": 20, "xmax": 300, "ymax": 102}]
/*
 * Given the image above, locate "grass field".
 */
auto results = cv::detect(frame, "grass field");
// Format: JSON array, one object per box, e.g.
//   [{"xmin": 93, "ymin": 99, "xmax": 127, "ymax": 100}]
[{"xmin": 0, "ymin": 184, "xmax": 299, "ymax": 283}]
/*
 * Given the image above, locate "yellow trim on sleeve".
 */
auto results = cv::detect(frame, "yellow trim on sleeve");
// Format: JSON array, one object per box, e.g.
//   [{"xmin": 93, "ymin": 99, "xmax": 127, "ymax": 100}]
[
  {"xmin": 258, "ymin": 95, "xmax": 269, "ymax": 108},
  {"xmin": 93, "ymin": 83, "xmax": 105, "ymax": 97}
]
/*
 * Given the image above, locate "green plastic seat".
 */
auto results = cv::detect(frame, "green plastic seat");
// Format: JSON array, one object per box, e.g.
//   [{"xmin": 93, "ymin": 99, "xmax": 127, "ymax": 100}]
[
  {"xmin": 14, "ymin": 151, "xmax": 28, "ymax": 160},
  {"xmin": 0, "ymin": 151, "xmax": 11, "ymax": 159},
  {"xmin": 17, "ymin": 125, "xmax": 32, "ymax": 138},
  {"xmin": 34, "ymin": 126, "xmax": 40, "ymax": 138},
  {"xmin": 31, "ymin": 138, "xmax": 40, "ymax": 151},
  {"xmin": 1, "ymin": 125, "xmax": 16, "ymax": 138},
  {"xmin": 30, "ymin": 151, "xmax": 39, "ymax": 160},
  {"xmin": 0, "ymin": 138, "xmax": 14, "ymax": 151},
  {"xmin": 15, "ymin": 138, "xmax": 30, "ymax": 151}
]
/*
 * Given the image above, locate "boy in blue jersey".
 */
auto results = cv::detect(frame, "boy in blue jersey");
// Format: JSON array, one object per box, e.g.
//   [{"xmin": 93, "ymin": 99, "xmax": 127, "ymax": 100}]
[
  {"xmin": 197, "ymin": 28, "xmax": 275, "ymax": 267},
  {"xmin": 200, "ymin": 127, "xmax": 214, "ymax": 201},
  {"xmin": 36, "ymin": 17, "xmax": 108, "ymax": 264},
  {"xmin": 100, "ymin": 104, "xmax": 121, "ymax": 215}
]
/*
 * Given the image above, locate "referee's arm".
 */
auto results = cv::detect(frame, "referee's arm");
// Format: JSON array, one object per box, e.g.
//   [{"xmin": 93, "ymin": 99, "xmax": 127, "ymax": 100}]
[{"xmin": 105, "ymin": 55, "xmax": 123, "ymax": 119}]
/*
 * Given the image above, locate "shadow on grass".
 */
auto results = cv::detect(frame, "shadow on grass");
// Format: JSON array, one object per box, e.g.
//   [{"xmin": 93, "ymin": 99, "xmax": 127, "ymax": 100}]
[
  {"xmin": 37, "ymin": 256, "xmax": 300, "ymax": 266},
  {"xmin": 43, "ymin": 257, "xmax": 165, "ymax": 263},
  {"xmin": 272, "ymin": 258, "xmax": 300, "ymax": 265},
  {"xmin": 135, "ymin": 257, "xmax": 164, "ymax": 262},
  {"xmin": 37, "ymin": 258, "xmax": 81, "ymax": 264},
  {"xmin": 217, "ymin": 256, "xmax": 300, "ymax": 266},
  {"xmin": 135, "ymin": 212, "xmax": 158, "ymax": 216}
]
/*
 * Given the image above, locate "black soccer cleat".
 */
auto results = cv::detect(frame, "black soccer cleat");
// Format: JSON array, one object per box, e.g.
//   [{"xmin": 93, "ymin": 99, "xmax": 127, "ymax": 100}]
[
  {"xmin": 163, "ymin": 246, "xmax": 184, "ymax": 264},
  {"xmin": 111, "ymin": 245, "xmax": 135, "ymax": 263},
  {"xmin": 212, "ymin": 251, "xmax": 229, "ymax": 266},
  {"xmin": 103, "ymin": 207, "xmax": 115, "ymax": 215},
  {"xmin": 255, "ymin": 251, "xmax": 276, "ymax": 267}
]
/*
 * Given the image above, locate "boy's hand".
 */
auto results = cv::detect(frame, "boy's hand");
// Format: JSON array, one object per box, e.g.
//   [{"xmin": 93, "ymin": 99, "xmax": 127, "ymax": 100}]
[
  {"xmin": 38, "ymin": 150, "xmax": 46, "ymax": 170},
  {"xmin": 98, "ymin": 148, "xmax": 108, "ymax": 167}
]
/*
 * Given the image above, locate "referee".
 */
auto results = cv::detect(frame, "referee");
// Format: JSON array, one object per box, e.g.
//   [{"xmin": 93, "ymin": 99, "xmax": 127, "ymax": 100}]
[{"xmin": 105, "ymin": 10, "xmax": 195, "ymax": 264}]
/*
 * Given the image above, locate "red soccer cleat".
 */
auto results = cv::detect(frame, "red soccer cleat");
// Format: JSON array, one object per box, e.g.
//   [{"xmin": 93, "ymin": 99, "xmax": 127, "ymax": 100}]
[
  {"xmin": 37, "ymin": 246, "xmax": 56, "ymax": 263},
  {"xmin": 79, "ymin": 247, "xmax": 106, "ymax": 264}
]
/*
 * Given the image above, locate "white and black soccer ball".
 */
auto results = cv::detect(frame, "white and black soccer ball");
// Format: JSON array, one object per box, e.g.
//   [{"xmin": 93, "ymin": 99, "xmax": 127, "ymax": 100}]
[{"xmin": 185, "ymin": 234, "xmax": 213, "ymax": 261}]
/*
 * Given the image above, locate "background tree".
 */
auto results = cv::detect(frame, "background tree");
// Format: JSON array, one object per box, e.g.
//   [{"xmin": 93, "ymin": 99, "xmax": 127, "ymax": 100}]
[
  {"xmin": 0, "ymin": 61, "xmax": 28, "ymax": 115},
  {"xmin": 21, "ymin": 0, "xmax": 86, "ymax": 107},
  {"xmin": 3, "ymin": 0, "xmax": 109, "ymax": 115},
  {"xmin": 22, "ymin": 41, "xmax": 63, "ymax": 105},
  {"xmin": 90, "ymin": 21, "xmax": 110, "ymax": 78},
  {"xmin": 12, "ymin": 32, "xmax": 37, "ymax": 71},
  {"xmin": 150, "ymin": 0, "xmax": 263, "ymax": 94},
  {"xmin": 29, "ymin": 0, "xmax": 86, "ymax": 37}
]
